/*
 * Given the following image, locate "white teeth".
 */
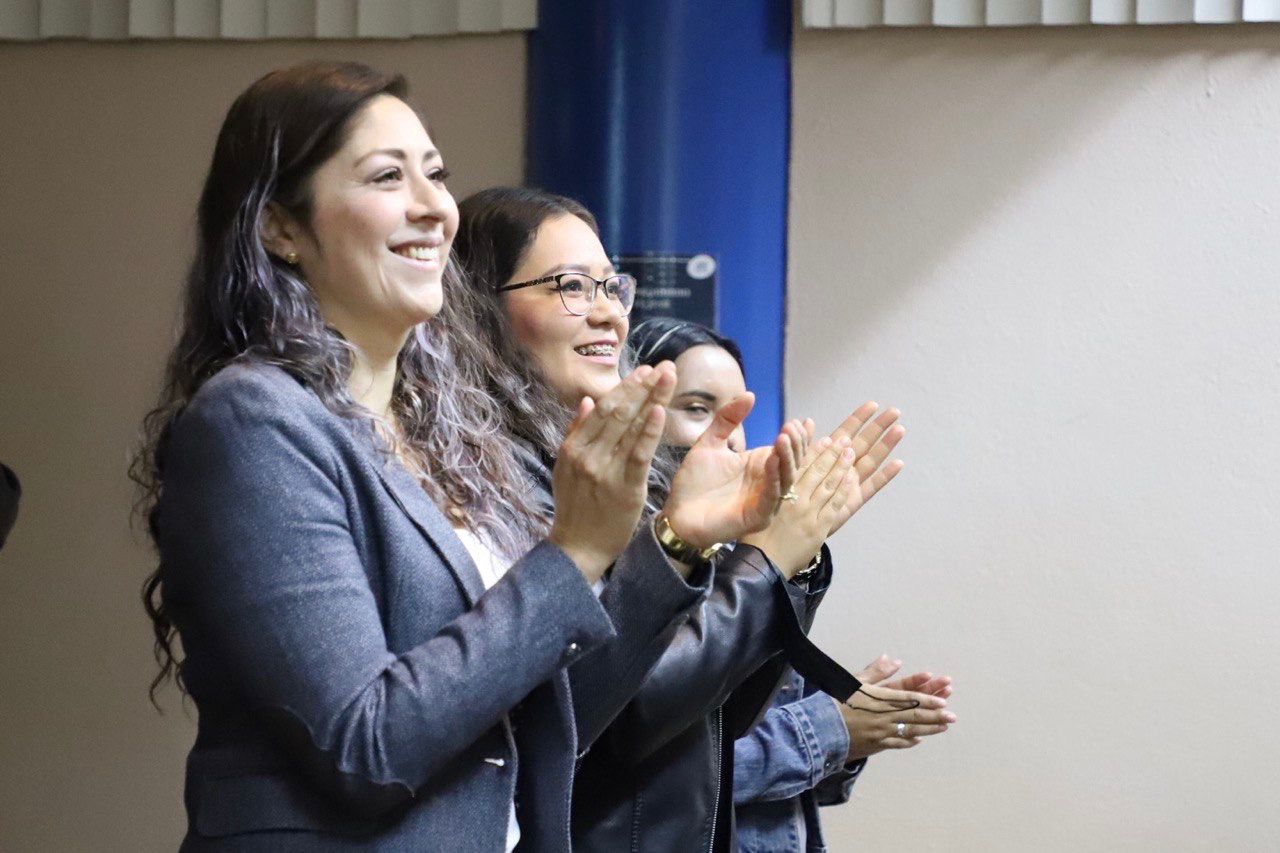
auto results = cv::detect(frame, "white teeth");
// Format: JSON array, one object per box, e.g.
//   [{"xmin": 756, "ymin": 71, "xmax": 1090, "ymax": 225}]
[
  {"xmin": 395, "ymin": 245, "xmax": 439, "ymax": 262},
  {"xmin": 575, "ymin": 344, "xmax": 616, "ymax": 357}
]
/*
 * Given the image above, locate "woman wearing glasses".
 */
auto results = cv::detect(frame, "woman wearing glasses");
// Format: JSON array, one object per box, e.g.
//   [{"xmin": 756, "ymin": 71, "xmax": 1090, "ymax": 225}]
[{"xmin": 452, "ymin": 187, "xmax": 945, "ymax": 851}]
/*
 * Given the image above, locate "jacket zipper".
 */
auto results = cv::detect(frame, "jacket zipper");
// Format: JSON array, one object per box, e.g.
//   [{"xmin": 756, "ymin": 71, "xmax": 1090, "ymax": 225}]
[
  {"xmin": 707, "ymin": 706, "xmax": 724, "ymax": 852},
  {"xmin": 563, "ymin": 678, "xmax": 579, "ymax": 853}
]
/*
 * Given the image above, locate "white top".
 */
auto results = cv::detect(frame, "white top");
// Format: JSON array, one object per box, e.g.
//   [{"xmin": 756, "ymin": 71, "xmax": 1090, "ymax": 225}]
[{"xmin": 453, "ymin": 527, "xmax": 521, "ymax": 853}]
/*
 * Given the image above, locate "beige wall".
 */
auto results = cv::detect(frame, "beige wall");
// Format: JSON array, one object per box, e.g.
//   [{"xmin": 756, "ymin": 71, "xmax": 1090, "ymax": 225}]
[
  {"xmin": 0, "ymin": 38, "xmax": 524, "ymax": 850},
  {"xmin": 5, "ymin": 22, "xmax": 1278, "ymax": 853},
  {"xmin": 790, "ymin": 25, "xmax": 1280, "ymax": 852}
]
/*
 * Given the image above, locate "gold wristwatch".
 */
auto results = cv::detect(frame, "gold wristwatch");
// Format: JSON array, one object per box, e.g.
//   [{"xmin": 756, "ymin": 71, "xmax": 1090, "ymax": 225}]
[{"xmin": 653, "ymin": 514, "xmax": 724, "ymax": 565}]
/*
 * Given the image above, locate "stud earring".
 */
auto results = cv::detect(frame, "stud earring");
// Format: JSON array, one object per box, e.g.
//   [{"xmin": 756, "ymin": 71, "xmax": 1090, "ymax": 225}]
[{"xmin": 284, "ymin": 251, "xmax": 299, "ymax": 265}]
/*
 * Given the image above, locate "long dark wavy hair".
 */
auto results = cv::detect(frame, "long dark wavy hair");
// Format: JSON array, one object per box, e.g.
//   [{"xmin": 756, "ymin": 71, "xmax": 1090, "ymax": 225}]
[
  {"xmin": 452, "ymin": 186, "xmax": 675, "ymax": 505},
  {"xmin": 131, "ymin": 63, "xmax": 547, "ymax": 705}
]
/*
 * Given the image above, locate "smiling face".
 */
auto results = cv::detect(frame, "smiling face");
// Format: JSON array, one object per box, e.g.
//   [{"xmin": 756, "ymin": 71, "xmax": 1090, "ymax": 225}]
[
  {"xmin": 501, "ymin": 214, "xmax": 629, "ymax": 406},
  {"xmin": 666, "ymin": 344, "xmax": 748, "ymax": 451},
  {"xmin": 265, "ymin": 94, "xmax": 458, "ymax": 354}
]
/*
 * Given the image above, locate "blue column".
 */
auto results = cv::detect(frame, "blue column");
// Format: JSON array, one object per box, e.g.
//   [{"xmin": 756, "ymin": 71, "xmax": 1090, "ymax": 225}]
[{"xmin": 526, "ymin": 0, "xmax": 791, "ymax": 448}]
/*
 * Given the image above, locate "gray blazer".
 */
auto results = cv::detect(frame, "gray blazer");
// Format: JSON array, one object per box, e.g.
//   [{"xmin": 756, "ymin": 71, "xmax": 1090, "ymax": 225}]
[{"xmin": 158, "ymin": 363, "xmax": 706, "ymax": 851}]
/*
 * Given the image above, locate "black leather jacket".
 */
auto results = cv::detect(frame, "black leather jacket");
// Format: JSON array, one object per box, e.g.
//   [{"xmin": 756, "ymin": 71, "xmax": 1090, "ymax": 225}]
[{"xmin": 571, "ymin": 543, "xmax": 833, "ymax": 852}]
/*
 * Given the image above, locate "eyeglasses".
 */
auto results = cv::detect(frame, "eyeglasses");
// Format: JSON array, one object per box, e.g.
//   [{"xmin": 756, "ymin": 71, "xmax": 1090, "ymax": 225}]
[{"xmin": 498, "ymin": 272, "xmax": 637, "ymax": 317}]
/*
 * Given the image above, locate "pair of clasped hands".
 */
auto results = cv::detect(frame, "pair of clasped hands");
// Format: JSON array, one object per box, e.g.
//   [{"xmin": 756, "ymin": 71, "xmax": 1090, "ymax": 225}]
[{"xmin": 548, "ymin": 361, "xmax": 954, "ymax": 754}]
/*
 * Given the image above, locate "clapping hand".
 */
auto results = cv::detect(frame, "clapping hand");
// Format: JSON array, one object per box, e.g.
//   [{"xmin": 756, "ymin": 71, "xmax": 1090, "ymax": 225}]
[
  {"xmin": 549, "ymin": 363, "xmax": 676, "ymax": 581},
  {"xmin": 732, "ymin": 402, "xmax": 905, "ymax": 576},
  {"xmin": 807, "ymin": 402, "xmax": 906, "ymax": 537},
  {"xmin": 841, "ymin": 655, "xmax": 955, "ymax": 761},
  {"xmin": 738, "ymin": 435, "xmax": 859, "ymax": 577},
  {"xmin": 660, "ymin": 394, "xmax": 804, "ymax": 550}
]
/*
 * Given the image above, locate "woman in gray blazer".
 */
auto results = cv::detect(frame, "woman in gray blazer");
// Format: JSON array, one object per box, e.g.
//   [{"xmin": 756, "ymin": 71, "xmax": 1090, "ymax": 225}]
[{"xmin": 134, "ymin": 63, "xmax": 795, "ymax": 851}]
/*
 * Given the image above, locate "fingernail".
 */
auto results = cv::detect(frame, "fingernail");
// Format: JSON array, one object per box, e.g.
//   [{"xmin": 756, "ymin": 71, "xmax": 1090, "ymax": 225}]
[{"xmin": 944, "ymin": 713, "xmax": 957, "ymax": 723}]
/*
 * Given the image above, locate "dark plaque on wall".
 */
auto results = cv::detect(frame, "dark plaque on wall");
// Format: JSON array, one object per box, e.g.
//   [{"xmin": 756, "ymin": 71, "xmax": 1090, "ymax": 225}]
[{"xmin": 615, "ymin": 253, "xmax": 718, "ymax": 329}]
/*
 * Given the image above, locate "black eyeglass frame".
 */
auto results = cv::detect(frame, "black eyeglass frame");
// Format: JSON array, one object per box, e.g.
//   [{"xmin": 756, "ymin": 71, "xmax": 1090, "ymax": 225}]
[{"xmin": 498, "ymin": 272, "xmax": 637, "ymax": 317}]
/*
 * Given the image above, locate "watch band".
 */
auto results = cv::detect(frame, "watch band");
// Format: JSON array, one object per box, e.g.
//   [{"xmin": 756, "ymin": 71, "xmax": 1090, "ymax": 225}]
[{"xmin": 653, "ymin": 513, "xmax": 723, "ymax": 565}]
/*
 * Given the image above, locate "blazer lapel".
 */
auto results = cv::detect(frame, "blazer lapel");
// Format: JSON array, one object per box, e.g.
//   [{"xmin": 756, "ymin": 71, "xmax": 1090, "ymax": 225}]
[{"xmin": 373, "ymin": 454, "xmax": 487, "ymax": 607}]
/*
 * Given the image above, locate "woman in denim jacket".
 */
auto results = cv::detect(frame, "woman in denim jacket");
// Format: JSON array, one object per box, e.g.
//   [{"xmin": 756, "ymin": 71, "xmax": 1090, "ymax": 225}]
[
  {"xmin": 629, "ymin": 318, "xmax": 957, "ymax": 853},
  {"xmin": 733, "ymin": 656, "xmax": 953, "ymax": 853}
]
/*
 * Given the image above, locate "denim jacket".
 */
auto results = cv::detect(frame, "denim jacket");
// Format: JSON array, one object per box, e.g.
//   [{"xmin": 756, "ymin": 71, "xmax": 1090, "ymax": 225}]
[{"xmin": 732, "ymin": 668, "xmax": 866, "ymax": 853}]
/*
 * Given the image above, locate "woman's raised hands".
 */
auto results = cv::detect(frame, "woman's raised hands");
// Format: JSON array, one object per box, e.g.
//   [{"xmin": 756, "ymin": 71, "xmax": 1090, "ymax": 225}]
[
  {"xmin": 727, "ymin": 402, "xmax": 903, "ymax": 577},
  {"xmin": 841, "ymin": 655, "xmax": 955, "ymax": 761},
  {"xmin": 738, "ymin": 435, "xmax": 859, "ymax": 577},
  {"xmin": 807, "ymin": 401, "xmax": 905, "ymax": 537},
  {"xmin": 549, "ymin": 363, "xmax": 676, "ymax": 581},
  {"xmin": 660, "ymin": 393, "xmax": 800, "ymax": 551}
]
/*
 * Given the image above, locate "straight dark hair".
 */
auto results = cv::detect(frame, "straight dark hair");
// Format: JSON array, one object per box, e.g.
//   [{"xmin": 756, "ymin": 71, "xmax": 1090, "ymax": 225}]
[
  {"xmin": 132, "ymin": 63, "xmax": 547, "ymax": 705},
  {"xmin": 629, "ymin": 317, "xmax": 745, "ymax": 377}
]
